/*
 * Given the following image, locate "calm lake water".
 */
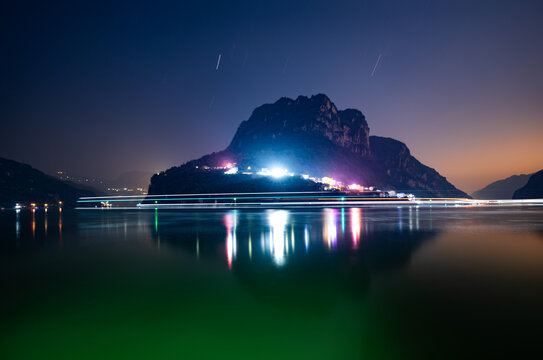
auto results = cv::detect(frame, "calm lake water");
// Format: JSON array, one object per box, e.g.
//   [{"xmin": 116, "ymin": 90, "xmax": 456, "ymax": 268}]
[{"xmin": 1, "ymin": 206, "xmax": 543, "ymax": 359}]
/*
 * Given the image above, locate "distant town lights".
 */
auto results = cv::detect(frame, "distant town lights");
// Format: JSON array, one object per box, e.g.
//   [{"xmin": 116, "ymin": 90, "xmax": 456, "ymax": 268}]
[
  {"xmin": 321, "ymin": 177, "xmax": 337, "ymax": 186},
  {"xmin": 225, "ymin": 166, "xmax": 238, "ymax": 175},
  {"xmin": 347, "ymin": 184, "xmax": 362, "ymax": 191}
]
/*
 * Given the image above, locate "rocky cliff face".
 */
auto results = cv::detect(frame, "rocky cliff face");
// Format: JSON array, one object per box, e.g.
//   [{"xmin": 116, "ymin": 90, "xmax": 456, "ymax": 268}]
[
  {"xmin": 369, "ymin": 136, "xmax": 463, "ymax": 196},
  {"xmin": 229, "ymin": 94, "xmax": 370, "ymax": 156},
  {"xmin": 150, "ymin": 94, "xmax": 469, "ymax": 198}
]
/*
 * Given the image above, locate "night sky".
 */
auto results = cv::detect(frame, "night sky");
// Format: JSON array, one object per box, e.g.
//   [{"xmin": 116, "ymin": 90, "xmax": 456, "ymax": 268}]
[{"xmin": 1, "ymin": 0, "xmax": 542, "ymax": 192}]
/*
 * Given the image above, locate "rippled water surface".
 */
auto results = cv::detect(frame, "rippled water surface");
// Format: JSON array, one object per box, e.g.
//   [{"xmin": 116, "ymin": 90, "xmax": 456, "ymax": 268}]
[{"xmin": 1, "ymin": 206, "xmax": 543, "ymax": 359}]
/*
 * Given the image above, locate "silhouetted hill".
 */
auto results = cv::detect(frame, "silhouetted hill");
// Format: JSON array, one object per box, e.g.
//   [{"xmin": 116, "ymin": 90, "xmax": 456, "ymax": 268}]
[
  {"xmin": 149, "ymin": 170, "xmax": 323, "ymax": 195},
  {"xmin": 150, "ymin": 94, "xmax": 469, "ymax": 198},
  {"xmin": 512, "ymin": 169, "xmax": 543, "ymax": 199},
  {"xmin": 472, "ymin": 174, "xmax": 532, "ymax": 199},
  {"xmin": 0, "ymin": 157, "xmax": 97, "ymax": 207}
]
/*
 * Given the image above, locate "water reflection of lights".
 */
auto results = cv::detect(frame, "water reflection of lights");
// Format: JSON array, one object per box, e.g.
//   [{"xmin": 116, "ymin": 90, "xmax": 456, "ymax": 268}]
[
  {"xmin": 351, "ymin": 208, "xmax": 361, "ymax": 249},
  {"xmin": 397, "ymin": 207, "xmax": 403, "ymax": 231},
  {"xmin": 409, "ymin": 206, "xmax": 413, "ymax": 231},
  {"xmin": 290, "ymin": 225, "xmax": 295, "ymax": 252},
  {"xmin": 268, "ymin": 210, "xmax": 289, "ymax": 266},
  {"xmin": 324, "ymin": 209, "xmax": 337, "ymax": 249},
  {"xmin": 304, "ymin": 225, "xmax": 309, "ymax": 252},
  {"xmin": 15, "ymin": 210, "xmax": 20, "ymax": 241},
  {"xmin": 248, "ymin": 234, "xmax": 252, "ymax": 260},
  {"xmin": 224, "ymin": 212, "xmax": 238, "ymax": 269},
  {"xmin": 341, "ymin": 208, "xmax": 345, "ymax": 234},
  {"xmin": 58, "ymin": 211, "xmax": 63, "ymax": 249},
  {"xmin": 31, "ymin": 210, "xmax": 36, "ymax": 238},
  {"xmin": 154, "ymin": 209, "xmax": 160, "ymax": 250}
]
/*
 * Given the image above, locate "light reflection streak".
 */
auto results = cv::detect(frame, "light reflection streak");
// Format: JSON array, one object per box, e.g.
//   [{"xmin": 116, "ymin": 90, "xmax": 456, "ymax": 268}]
[
  {"xmin": 409, "ymin": 207, "xmax": 413, "ymax": 231},
  {"xmin": 324, "ymin": 209, "xmax": 337, "ymax": 249},
  {"xmin": 304, "ymin": 225, "xmax": 309, "ymax": 252},
  {"xmin": 268, "ymin": 210, "xmax": 288, "ymax": 266},
  {"xmin": 397, "ymin": 207, "xmax": 403, "ymax": 231},
  {"xmin": 58, "ymin": 211, "xmax": 63, "ymax": 249},
  {"xmin": 31, "ymin": 210, "xmax": 36, "ymax": 238},
  {"xmin": 248, "ymin": 234, "xmax": 252, "ymax": 260},
  {"xmin": 154, "ymin": 209, "xmax": 158, "ymax": 233},
  {"xmin": 351, "ymin": 208, "xmax": 361, "ymax": 249},
  {"xmin": 15, "ymin": 210, "xmax": 20, "ymax": 246},
  {"xmin": 341, "ymin": 208, "xmax": 345, "ymax": 234},
  {"xmin": 291, "ymin": 225, "xmax": 295, "ymax": 253},
  {"xmin": 224, "ymin": 212, "xmax": 237, "ymax": 269},
  {"xmin": 155, "ymin": 209, "xmax": 160, "ymax": 250}
]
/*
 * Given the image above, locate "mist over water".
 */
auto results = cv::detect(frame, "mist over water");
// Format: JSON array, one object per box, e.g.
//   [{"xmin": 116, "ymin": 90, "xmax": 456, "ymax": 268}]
[{"xmin": 1, "ymin": 207, "xmax": 543, "ymax": 359}]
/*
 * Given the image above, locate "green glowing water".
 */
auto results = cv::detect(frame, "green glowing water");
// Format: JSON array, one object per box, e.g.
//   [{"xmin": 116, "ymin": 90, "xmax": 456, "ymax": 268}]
[{"xmin": 1, "ymin": 207, "xmax": 543, "ymax": 359}]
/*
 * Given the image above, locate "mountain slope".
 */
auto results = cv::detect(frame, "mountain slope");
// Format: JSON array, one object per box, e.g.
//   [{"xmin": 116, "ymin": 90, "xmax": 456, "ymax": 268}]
[
  {"xmin": 150, "ymin": 94, "xmax": 468, "ymax": 198},
  {"xmin": 512, "ymin": 169, "xmax": 543, "ymax": 199},
  {"xmin": 0, "ymin": 157, "xmax": 97, "ymax": 207},
  {"xmin": 472, "ymin": 174, "xmax": 531, "ymax": 199}
]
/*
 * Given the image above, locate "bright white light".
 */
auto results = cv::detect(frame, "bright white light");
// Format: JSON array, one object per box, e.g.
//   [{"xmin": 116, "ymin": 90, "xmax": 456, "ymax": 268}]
[
  {"xmin": 348, "ymin": 184, "xmax": 362, "ymax": 191},
  {"xmin": 257, "ymin": 168, "xmax": 270, "ymax": 176},
  {"xmin": 271, "ymin": 168, "xmax": 288, "ymax": 178},
  {"xmin": 301, "ymin": 174, "xmax": 309, "ymax": 180},
  {"xmin": 225, "ymin": 167, "xmax": 238, "ymax": 175},
  {"xmin": 321, "ymin": 177, "xmax": 337, "ymax": 186},
  {"xmin": 257, "ymin": 167, "xmax": 289, "ymax": 178}
]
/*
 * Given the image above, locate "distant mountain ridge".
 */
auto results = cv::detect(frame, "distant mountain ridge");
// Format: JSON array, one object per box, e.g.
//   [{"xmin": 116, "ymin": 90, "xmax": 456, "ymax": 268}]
[
  {"xmin": 513, "ymin": 169, "xmax": 543, "ymax": 199},
  {"xmin": 150, "ymin": 94, "xmax": 469, "ymax": 198},
  {"xmin": 471, "ymin": 174, "xmax": 532, "ymax": 199},
  {"xmin": 0, "ymin": 157, "xmax": 97, "ymax": 207}
]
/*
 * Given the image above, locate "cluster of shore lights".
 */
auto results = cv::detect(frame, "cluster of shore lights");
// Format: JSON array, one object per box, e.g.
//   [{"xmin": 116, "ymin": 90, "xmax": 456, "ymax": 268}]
[
  {"xmin": 16, "ymin": 201, "xmax": 63, "ymax": 213},
  {"xmin": 222, "ymin": 162, "xmax": 370, "ymax": 191}
]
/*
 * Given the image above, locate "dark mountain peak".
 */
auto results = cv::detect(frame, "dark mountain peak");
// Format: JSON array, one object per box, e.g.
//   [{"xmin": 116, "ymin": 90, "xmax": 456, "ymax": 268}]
[
  {"xmin": 152, "ymin": 94, "xmax": 469, "ymax": 198},
  {"xmin": 370, "ymin": 136, "xmax": 411, "ymax": 159},
  {"xmin": 368, "ymin": 136, "xmax": 465, "ymax": 196},
  {"xmin": 294, "ymin": 93, "xmax": 334, "ymax": 108},
  {"xmin": 513, "ymin": 169, "xmax": 543, "ymax": 199},
  {"xmin": 229, "ymin": 93, "xmax": 370, "ymax": 156}
]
